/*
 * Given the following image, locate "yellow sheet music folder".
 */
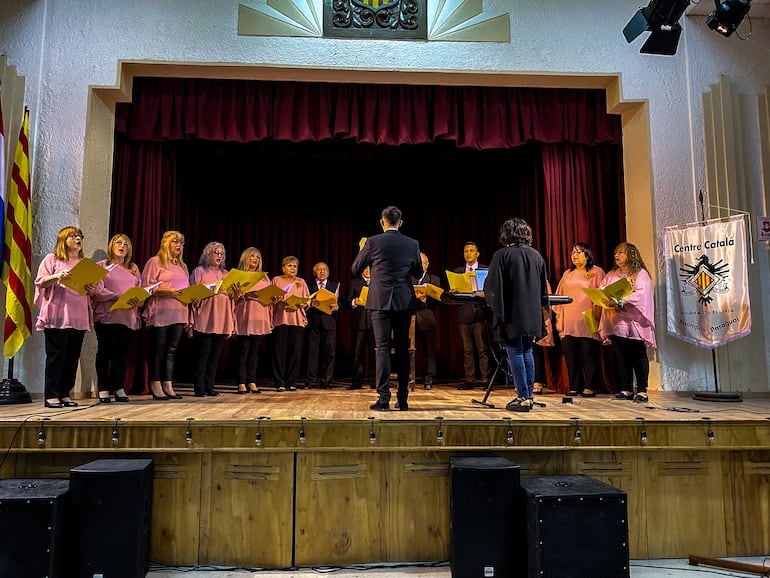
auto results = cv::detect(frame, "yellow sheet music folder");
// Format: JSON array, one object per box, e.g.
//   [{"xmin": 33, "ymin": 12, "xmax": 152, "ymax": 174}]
[
  {"xmin": 582, "ymin": 277, "xmax": 633, "ymax": 309},
  {"xmin": 217, "ymin": 269, "xmax": 267, "ymax": 294},
  {"xmin": 415, "ymin": 283, "xmax": 444, "ymax": 301},
  {"xmin": 174, "ymin": 283, "xmax": 217, "ymax": 305},
  {"xmin": 60, "ymin": 258, "xmax": 110, "ymax": 295},
  {"xmin": 108, "ymin": 282, "xmax": 161, "ymax": 311},
  {"xmin": 358, "ymin": 285, "xmax": 369, "ymax": 306},
  {"xmin": 311, "ymin": 287, "xmax": 338, "ymax": 315},
  {"xmin": 248, "ymin": 283, "xmax": 286, "ymax": 306},
  {"xmin": 445, "ymin": 270, "xmax": 473, "ymax": 294},
  {"xmin": 582, "ymin": 308, "xmax": 599, "ymax": 334},
  {"xmin": 284, "ymin": 295, "xmax": 311, "ymax": 311}
]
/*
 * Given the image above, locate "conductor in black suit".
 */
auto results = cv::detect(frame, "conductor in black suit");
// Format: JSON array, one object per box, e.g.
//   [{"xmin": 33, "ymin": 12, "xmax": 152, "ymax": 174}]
[{"xmin": 352, "ymin": 206, "xmax": 424, "ymax": 411}]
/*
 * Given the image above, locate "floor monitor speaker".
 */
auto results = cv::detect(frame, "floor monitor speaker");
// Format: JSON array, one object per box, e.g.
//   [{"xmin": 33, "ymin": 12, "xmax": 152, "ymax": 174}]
[
  {"xmin": 521, "ymin": 474, "xmax": 630, "ymax": 578},
  {"xmin": 0, "ymin": 478, "xmax": 70, "ymax": 578},
  {"xmin": 68, "ymin": 458, "xmax": 154, "ymax": 578},
  {"xmin": 449, "ymin": 456, "xmax": 524, "ymax": 578}
]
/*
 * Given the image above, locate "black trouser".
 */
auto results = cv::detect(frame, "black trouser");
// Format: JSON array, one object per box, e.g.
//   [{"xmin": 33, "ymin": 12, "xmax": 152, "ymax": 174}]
[
  {"xmin": 306, "ymin": 320, "xmax": 336, "ymax": 386},
  {"xmin": 272, "ymin": 325, "xmax": 305, "ymax": 388},
  {"xmin": 372, "ymin": 309, "xmax": 412, "ymax": 405},
  {"xmin": 147, "ymin": 324, "xmax": 185, "ymax": 382},
  {"xmin": 94, "ymin": 322, "xmax": 133, "ymax": 393},
  {"xmin": 237, "ymin": 334, "xmax": 263, "ymax": 384},
  {"xmin": 610, "ymin": 335, "xmax": 649, "ymax": 393},
  {"xmin": 191, "ymin": 331, "xmax": 227, "ymax": 395},
  {"xmin": 351, "ymin": 328, "xmax": 375, "ymax": 387},
  {"xmin": 43, "ymin": 328, "xmax": 85, "ymax": 400},
  {"xmin": 561, "ymin": 335, "xmax": 601, "ymax": 393}
]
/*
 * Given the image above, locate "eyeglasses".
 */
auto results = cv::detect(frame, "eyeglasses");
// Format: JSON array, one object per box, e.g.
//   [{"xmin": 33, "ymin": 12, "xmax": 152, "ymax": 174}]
[
  {"xmin": 113, "ymin": 240, "xmax": 129, "ymax": 247},
  {"xmin": 571, "ymin": 249, "xmax": 584, "ymax": 255},
  {"xmin": 171, "ymin": 239, "xmax": 185, "ymax": 245},
  {"xmin": 67, "ymin": 233, "xmax": 83, "ymax": 239},
  {"xmin": 212, "ymin": 250, "xmax": 225, "ymax": 256}
]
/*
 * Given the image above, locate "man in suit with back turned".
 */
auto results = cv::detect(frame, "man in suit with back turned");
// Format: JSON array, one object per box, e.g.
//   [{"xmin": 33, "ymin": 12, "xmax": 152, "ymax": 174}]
[{"xmin": 352, "ymin": 206, "xmax": 424, "ymax": 411}]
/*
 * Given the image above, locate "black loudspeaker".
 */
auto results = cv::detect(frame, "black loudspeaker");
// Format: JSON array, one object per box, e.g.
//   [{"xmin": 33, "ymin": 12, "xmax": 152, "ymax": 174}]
[
  {"xmin": 0, "ymin": 478, "xmax": 70, "ymax": 578},
  {"xmin": 449, "ymin": 456, "xmax": 524, "ymax": 578},
  {"xmin": 521, "ymin": 474, "xmax": 630, "ymax": 578},
  {"xmin": 68, "ymin": 459, "xmax": 154, "ymax": 578}
]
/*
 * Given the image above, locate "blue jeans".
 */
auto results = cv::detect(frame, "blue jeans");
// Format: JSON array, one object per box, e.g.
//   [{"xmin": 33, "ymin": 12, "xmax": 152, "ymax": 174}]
[{"xmin": 503, "ymin": 335, "xmax": 535, "ymax": 399}]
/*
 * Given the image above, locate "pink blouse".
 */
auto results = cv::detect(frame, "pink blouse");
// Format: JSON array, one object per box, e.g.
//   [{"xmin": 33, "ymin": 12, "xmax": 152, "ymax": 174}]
[
  {"xmin": 34, "ymin": 253, "xmax": 94, "ymax": 331},
  {"xmin": 91, "ymin": 260, "xmax": 143, "ymax": 330},
  {"xmin": 271, "ymin": 275, "xmax": 309, "ymax": 328},
  {"xmin": 234, "ymin": 276, "xmax": 274, "ymax": 336},
  {"xmin": 554, "ymin": 266, "xmax": 606, "ymax": 339},
  {"xmin": 141, "ymin": 256, "xmax": 190, "ymax": 327},
  {"xmin": 189, "ymin": 266, "xmax": 234, "ymax": 335},
  {"xmin": 598, "ymin": 268, "xmax": 656, "ymax": 349}
]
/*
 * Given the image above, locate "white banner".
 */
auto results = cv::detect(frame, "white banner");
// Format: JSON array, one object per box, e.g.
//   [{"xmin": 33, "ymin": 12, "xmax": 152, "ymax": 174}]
[{"xmin": 663, "ymin": 215, "xmax": 751, "ymax": 348}]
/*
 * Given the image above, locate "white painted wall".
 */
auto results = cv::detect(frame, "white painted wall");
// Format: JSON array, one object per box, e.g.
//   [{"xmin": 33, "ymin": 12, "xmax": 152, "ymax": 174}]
[{"xmin": 1, "ymin": 0, "xmax": 768, "ymax": 395}]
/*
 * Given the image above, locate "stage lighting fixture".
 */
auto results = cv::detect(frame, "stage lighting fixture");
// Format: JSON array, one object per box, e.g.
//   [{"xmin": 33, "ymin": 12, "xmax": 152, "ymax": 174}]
[
  {"xmin": 706, "ymin": 0, "xmax": 751, "ymax": 37},
  {"xmin": 623, "ymin": 0, "xmax": 691, "ymax": 55}
]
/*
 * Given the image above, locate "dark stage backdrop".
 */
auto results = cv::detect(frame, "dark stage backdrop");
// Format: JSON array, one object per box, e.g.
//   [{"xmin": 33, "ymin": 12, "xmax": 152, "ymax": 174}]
[{"xmin": 111, "ymin": 77, "xmax": 626, "ymax": 392}]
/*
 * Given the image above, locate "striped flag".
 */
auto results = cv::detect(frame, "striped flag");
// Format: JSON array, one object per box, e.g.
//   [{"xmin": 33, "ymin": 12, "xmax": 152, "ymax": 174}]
[{"xmin": 2, "ymin": 108, "xmax": 32, "ymax": 359}]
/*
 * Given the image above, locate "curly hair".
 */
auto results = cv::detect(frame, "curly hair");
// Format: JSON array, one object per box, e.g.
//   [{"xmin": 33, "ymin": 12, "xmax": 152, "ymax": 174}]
[
  {"xmin": 613, "ymin": 241, "xmax": 648, "ymax": 275},
  {"xmin": 498, "ymin": 217, "xmax": 532, "ymax": 247}
]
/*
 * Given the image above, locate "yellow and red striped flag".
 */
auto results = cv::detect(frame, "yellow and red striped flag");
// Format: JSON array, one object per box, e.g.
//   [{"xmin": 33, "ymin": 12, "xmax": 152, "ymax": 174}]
[{"xmin": 2, "ymin": 107, "xmax": 32, "ymax": 359}]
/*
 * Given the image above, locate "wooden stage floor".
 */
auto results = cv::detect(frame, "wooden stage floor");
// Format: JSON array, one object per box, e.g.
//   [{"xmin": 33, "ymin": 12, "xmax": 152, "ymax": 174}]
[{"xmin": 1, "ymin": 380, "xmax": 766, "ymax": 425}]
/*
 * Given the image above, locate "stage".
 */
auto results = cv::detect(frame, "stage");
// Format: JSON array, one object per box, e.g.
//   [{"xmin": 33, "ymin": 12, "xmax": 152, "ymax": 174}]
[{"xmin": 1, "ymin": 382, "xmax": 769, "ymax": 569}]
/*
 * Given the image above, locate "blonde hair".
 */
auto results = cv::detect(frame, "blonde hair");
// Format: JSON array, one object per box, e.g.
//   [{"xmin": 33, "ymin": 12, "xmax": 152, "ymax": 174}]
[
  {"xmin": 156, "ymin": 230, "xmax": 188, "ymax": 273},
  {"xmin": 53, "ymin": 226, "xmax": 84, "ymax": 260},
  {"xmin": 107, "ymin": 233, "xmax": 138, "ymax": 274},
  {"xmin": 238, "ymin": 247, "xmax": 263, "ymax": 272}
]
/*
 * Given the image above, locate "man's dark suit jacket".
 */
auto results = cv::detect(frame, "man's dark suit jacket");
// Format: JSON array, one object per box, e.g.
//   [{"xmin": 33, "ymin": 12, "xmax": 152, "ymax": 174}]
[
  {"xmin": 413, "ymin": 271, "xmax": 442, "ymax": 331},
  {"xmin": 307, "ymin": 279, "xmax": 340, "ymax": 330},
  {"xmin": 351, "ymin": 230, "xmax": 423, "ymax": 312},
  {"xmin": 453, "ymin": 264, "xmax": 489, "ymax": 324}
]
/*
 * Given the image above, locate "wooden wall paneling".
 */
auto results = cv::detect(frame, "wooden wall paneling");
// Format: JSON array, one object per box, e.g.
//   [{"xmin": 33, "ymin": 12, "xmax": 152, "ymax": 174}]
[
  {"xmin": 643, "ymin": 450, "xmax": 727, "ymax": 559},
  {"xmin": 385, "ymin": 451, "xmax": 449, "ymax": 562},
  {"xmin": 724, "ymin": 451, "xmax": 770, "ymax": 556},
  {"xmin": 208, "ymin": 451, "xmax": 294, "ymax": 567},
  {"xmin": 151, "ymin": 452, "xmax": 205, "ymax": 566},
  {"xmin": 294, "ymin": 451, "xmax": 384, "ymax": 566}
]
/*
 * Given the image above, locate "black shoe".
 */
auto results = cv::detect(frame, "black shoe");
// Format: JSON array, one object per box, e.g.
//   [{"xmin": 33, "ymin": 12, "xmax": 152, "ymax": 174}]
[
  {"xmin": 567, "ymin": 390, "xmax": 579, "ymax": 396},
  {"xmin": 61, "ymin": 399, "xmax": 79, "ymax": 407},
  {"xmin": 194, "ymin": 392, "xmax": 206, "ymax": 397},
  {"xmin": 206, "ymin": 390, "xmax": 219, "ymax": 397},
  {"xmin": 457, "ymin": 382, "xmax": 474, "ymax": 390},
  {"xmin": 248, "ymin": 383, "xmax": 261, "ymax": 394},
  {"xmin": 614, "ymin": 391, "xmax": 634, "ymax": 400},
  {"xmin": 369, "ymin": 402, "xmax": 389, "ymax": 411},
  {"xmin": 347, "ymin": 385, "xmax": 362, "ymax": 390},
  {"xmin": 114, "ymin": 393, "xmax": 130, "ymax": 402},
  {"xmin": 98, "ymin": 394, "xmax": 112, "ymax": 404},
  {"xmin": 396, "ymin": 399, "xmax": 409, "ymax": 411},
  {"xmin": 424, "ymin": 383, "xmax": 432, "ymax": 390},
  {"xmin": 152, "ymin": 391, "xmax": 170, "ymax": 400},
  {"xmin": 44, "ymin": 400, "xmax": 63, "ymax": 408},
  {"xmin": 505, "ymin": 398, "xmax": 533, "ymax": 412}
]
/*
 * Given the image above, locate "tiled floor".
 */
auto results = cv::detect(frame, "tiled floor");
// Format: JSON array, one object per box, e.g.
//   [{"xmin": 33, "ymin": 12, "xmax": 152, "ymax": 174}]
[{"xmin": 146, "ymin": 557, "xmax": 770, "ymax": 577}]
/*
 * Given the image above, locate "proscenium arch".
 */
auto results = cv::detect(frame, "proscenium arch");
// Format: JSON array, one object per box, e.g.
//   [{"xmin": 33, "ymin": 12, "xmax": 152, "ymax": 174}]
[{"xmin": 82, "ymin": 61, "xmax": 658, "ymax": 390}]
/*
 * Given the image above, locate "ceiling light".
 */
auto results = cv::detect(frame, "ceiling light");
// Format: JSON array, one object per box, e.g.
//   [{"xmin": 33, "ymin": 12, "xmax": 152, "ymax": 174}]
[
  {"xmin": 623, "ymin": 0, "xmax": 691, "ymax": 55},
  {"xmin": 706, "ymin": 0, "xmax": 751, "ymax": 37}
]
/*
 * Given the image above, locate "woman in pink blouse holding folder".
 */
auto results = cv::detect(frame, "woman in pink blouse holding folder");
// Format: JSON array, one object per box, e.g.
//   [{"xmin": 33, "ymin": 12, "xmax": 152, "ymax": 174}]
[
  {"xmin": 34, "ymin": 226, "xmax": 98, "ymax": 408},
  {"xmin": 91, "ymin": 233, "xmax": 142, "ymax": 403},
  {"xmin": 142, "ymin": 230, "xmax": 189, "ymax": 400}
]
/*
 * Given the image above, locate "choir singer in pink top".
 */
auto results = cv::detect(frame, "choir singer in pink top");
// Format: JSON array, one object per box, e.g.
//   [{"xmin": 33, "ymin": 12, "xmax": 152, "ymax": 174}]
[
  {"xmin": 189, "ymin": 241, "xmax": 235, "ymax": 397},
  {"xmin": 141, "ymin": 230, "xmax": 189, "ymax": 400},
  {"xmin": 232, "ymin": 247, "xmax": 273, "ymax": 394},
  {"xmin": 91, "ymin": 233, "xmax": 142, "ymax": 403},
  {"xmin": 271, "ymin": 255, "xmax": 310, "ymax": 392},
  {"xmin": 34, "ymin": 226, "xmax": 98, "ymax": 409}
]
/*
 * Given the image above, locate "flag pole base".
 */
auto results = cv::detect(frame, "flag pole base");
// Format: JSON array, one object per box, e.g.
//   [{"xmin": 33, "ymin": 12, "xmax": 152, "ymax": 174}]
[{"xmin": 0, "ymin": 378, "xmax": 33, "ymax": 405}]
